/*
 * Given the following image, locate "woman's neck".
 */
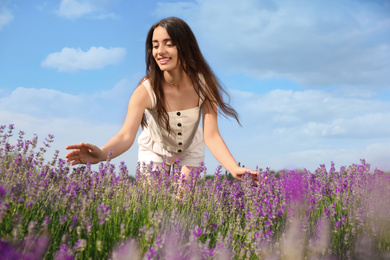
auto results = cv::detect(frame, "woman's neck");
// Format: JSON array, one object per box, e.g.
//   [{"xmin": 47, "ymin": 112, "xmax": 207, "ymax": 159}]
[{"xmin": 163, "ymin": 70, "xmax": 189, "ymax": 88}]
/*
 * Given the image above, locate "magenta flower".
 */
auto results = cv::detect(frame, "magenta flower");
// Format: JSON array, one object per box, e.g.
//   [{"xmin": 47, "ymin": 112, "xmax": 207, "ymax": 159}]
[
  {"xmin": 0, "ymin": 185, "xmax": 6, "ymax": 199},
  {"xmin": 193, "ymin": 226, "xmax": 203, "ymax": 238},
  {"xmin": 0, "ymin": 239, "xmax": 22, "ymax": 259},
  {"xmin": 334, "ymin": 220, "xmax": 342, "ymax": 229},
  {"xmin": 97, "ymin": 202, "xmax": 111, "ymax": 225},
  {"xmin": 55, "ymin": 244, "xmax": 74, "ymax": 260}
]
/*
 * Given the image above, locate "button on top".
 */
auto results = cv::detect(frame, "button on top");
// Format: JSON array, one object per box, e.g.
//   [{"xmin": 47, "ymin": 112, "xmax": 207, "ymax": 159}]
[
  {"xmin": 177, "ymin": 123, "xmax": 182, "ymax": 127},
  {"xmin": 178, "ymin": 142, "xmax": 183, "ymax": 145},
  {"xmin": 177, "ymin": 112, "xmax": 181, "ymax": 116}
]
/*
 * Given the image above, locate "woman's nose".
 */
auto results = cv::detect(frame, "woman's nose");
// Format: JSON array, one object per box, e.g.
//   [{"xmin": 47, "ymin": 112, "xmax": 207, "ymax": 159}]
[{"xmin": 157, "ymin": 45, "xmax": 165, "ymax": 54}]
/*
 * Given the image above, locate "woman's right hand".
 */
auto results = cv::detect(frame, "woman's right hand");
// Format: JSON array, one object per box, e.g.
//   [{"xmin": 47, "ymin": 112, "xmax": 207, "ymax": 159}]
[
  {"xmin": 65, "ymin": 142, "xmax": 104, "ymax": 166},
  {"xmin": 230, "ymin": 166, "xmax": 259, "ymax": 182}
]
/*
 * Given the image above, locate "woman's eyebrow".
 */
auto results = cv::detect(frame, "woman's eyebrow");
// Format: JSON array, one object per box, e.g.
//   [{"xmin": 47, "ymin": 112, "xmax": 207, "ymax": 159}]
[{"xmin": 152, "ymin": 38, "xmax": 172, "ymax": 43}]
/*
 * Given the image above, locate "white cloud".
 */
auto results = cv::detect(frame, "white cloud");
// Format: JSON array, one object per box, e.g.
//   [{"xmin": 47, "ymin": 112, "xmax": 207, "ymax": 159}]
[
  {"xmin": 363, "ymin": 142, "xmax": 390, "ymax": 172},
  {"xmin": 0, "ymin": 87, "xmax": 85, "ymax": 118},
  {"xmin": 213, "ymin": 88, "xmax": 390, "ymax": 172},
  {"xmin": 57, "ymin": 0, "xmax": 95, "ymax": 18},
  {"xmin": 41, "ymin": 46, "xmax": 126, "ymax": 72},
  {"xmin": 1, "ymin": 80, "xmax": 389, "ymax": 173},
  {"xmin": 0, "ymin": 79, "xmax": 139, "ymax": 173},
  {"xmin": 154, "ymin": 0, "xmax": 390, "ymax": 88},
  {"xmin": 92, "ymin": 78, "xmax": 134, "ymax": 101},
  {"xmin": 271, "ymin": 146, "xmax": 390, "ymax": 173},
  {"xmin": 0, "ymin": 5, "xmax": 14, "ymax": 30},
  {"xmin": 0, "ymin": 79, "xmax": 132, "ymax": 123},
  {"xmin": 56, "ymin": 0, "xmax": 118, "ymax": 19},
  {"xmin": 0, "ymin": 81, "xmax": 133, "ymax": 123},
  {"xmin": 0, "ymin": 109, "xmax": 138, "ymax": 172},
  {"xmin": 231, "ymin": 88, "xmax": 390, "ymax": 140}
]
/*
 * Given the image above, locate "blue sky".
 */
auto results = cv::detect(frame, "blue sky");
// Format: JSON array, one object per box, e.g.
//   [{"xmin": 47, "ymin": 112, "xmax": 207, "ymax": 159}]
[{"xmin": 1, "ymin": 0, "xmax": 389, "ymax": 173}]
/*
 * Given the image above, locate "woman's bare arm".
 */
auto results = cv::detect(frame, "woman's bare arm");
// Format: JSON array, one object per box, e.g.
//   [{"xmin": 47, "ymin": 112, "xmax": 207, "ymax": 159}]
[
  {"xmin": 202, "ymin": 100, "xmax": 258, "ymax": 181},
  {"xmin": 65, "ymin": 84, "xmax": 151, "ymax": 165}
]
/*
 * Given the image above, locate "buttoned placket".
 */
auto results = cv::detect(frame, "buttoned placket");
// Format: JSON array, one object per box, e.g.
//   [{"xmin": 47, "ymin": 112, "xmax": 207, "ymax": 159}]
[{"xmin": 176, "ymin": 111, "xmax": 183, "ymax": 153}]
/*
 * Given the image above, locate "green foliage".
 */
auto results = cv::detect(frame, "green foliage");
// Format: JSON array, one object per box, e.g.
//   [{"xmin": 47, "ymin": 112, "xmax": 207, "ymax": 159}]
[{"xmin": 1, "ymin": 125, "xmax": 390, "ymax": 259}]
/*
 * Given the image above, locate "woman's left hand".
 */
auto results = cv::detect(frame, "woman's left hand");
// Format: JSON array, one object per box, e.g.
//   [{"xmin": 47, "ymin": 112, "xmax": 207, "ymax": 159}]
[{"xmin": 231, "ymin": 167, "xmax": 259, "ymax": 182}]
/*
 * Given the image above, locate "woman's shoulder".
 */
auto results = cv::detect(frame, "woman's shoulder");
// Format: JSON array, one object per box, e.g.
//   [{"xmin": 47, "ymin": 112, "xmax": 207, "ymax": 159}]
[
  {"xmin": 140, "ymin": 77, "xmax": 151, "ymax": 86},
  {"xmin": 136, "ymin": 78, "xmax": 156, "ymax": 109}
]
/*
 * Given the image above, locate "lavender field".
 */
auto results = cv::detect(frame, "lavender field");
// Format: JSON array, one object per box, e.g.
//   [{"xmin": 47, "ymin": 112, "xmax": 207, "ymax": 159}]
[{"xmin": 0, "ymin": 124, "xmax": 389, "ymax": 259}]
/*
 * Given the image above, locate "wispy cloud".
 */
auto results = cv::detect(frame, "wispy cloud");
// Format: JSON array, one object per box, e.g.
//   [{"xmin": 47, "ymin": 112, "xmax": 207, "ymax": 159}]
[
  {"xmin": 56, "ymin": 0, "xmax": 118, "ymax": 19},
  {"xmin": 0, "ymin": 79, "xmax": 132, "ymax": 122},
  {"xmin": 0, "ymin": 79, "xmax": 138, "ymax": 171},
  {"xmin": 230, "ymin": 88, "xmax": 390, "ymax": 140},
  {"xmin": 0, "ymin": 109, "xmax": 133, "ymax": 171},
  {"xmin": 217, "ymin": 88, "xmax": 390, "ymax": 171},
  {"xmin": 154, "ymin": 0, "xmax": 390, "ymax": 88},
  {"xmin": 41, "ymin": 46, "xmax": 126, "ymax": 72},
  {"xmin": 0, "ymin": 5, "xmax": 14, "ymax": 30},
  {"xmin": 1, "ymin": 79, "xmax": 389, "ymax": 172}
]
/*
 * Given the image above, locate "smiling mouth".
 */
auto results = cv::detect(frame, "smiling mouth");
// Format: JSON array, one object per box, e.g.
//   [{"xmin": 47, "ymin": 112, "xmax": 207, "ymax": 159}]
[{"xmin": 158, "ymin": 58, "xmax": 170, "ymax": 65}]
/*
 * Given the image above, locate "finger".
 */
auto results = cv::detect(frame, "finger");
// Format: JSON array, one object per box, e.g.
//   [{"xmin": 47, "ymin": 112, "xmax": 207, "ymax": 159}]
[
  {"xmin": 71, "ymin": 160, "xmax": 80, "ymax": 166},
  {"xmin": 82, "ymin": 142, "xmax": 96, "ymax": 151},
  {"xmin": 65, "ymin": 144, "xmax": 83, "ymax": 150},
  {"xmin": 248, "ymin": 169, "xmax": 258, "ymax": 175},
  {"xmin": 65, "ymin": 150, "xmax": 80, "ymax": 158},
  {"xmin": 79, "ymin": 142, "xmax": 98, "ymax": 153},
  {"xmin": 70, "ymin": 157, "xmax": 85, "ymax": 165},
  {"xmin": 66, "ymin": 155, "xmax": 80, "ymax": 161},
  {"xmin": 66, "ymin": 150, "xmax": 82, "ymax": 159}
]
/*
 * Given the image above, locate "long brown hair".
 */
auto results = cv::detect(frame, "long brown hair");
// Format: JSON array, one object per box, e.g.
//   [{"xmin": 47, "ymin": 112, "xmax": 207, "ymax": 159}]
[{"xmin": 140, "ymin": 17, "xmax": 240, "ymax": 131}]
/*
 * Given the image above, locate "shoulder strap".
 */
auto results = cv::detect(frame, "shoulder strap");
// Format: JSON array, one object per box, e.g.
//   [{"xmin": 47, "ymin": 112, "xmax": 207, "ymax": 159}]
[{"xmin": 142, "ymin": 79, "xmax": 156, "ymax": 109}]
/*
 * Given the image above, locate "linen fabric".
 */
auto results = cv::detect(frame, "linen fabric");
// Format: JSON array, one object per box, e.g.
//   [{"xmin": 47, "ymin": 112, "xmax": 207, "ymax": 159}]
[{"xmin": 137, "ymin": 79, "xmax": 205, "ymax": 169}]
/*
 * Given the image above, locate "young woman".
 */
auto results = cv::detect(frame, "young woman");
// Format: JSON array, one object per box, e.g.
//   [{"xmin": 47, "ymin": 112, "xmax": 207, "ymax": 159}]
[{"xmin": 65, "ymin": 17, "xmax": 258, "ymax": 181}]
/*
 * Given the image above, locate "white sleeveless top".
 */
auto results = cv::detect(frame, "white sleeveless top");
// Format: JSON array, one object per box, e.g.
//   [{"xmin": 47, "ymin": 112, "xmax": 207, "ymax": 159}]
[{"xmin": 142, "ymin": 79, "xmax": 205, "ymax": 154}]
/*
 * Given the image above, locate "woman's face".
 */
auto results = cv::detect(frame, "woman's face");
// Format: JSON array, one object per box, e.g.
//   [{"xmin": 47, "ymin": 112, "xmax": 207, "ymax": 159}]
[{"xmin": 152, "ymin": 26, "xmax": 180, "ymax": 72}]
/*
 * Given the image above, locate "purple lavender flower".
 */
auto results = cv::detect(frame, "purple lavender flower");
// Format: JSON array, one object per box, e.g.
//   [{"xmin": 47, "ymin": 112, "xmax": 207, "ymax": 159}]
[
  {"xmin": 201, "ymin": 212, "xmax": 209, "ymax": 226},
  {"xmin": 55, "ymin": 244, "xmax": 74, "ymax": 260},
  {"xmin": 71, "ymin": 215, "xmax": 78, "ymax": 224},
  {"xmin": 0, "ymin": 201, "xmax": 9, "ymax": 223},
  {"xmin": 111, "ymin": 239, "xmax": 141, "ymax": 260},
  {"xmin": 60, "ymin": 215, "xmax": 68, "ymax": 226},
  {"xmin": 26, "ymin": 200, "xmax": 34, "ymax": 209},
  {"xmin": 334, "ymin": 220, "xmax": 342, "ymax": 229},
  {"xmin": 265, "ymin": 229, "xmax": 273, "ymax": 238},
  {"xmin": 0, "ymin": 235, "xmax": 50, "ymax": 260},
  {"xmin": 146, "ymin": 247, "xmax": 156, "ymax": 260},
  {"xmin": 193, "ymin": 226, "xmax": 203, "ymax": 238},
  {"xmin": 73, "ymin": 239, "xmax": 87, "ymax": 252},
  {"xmin": 0, "ymin": 239, "xmax": 23, "ymax": 259},
  {"xmin": 0, "ymin": 185, "xmax": 7, "ymax": 199},
  {"xmin": 323, "ymin": 206, "xmax": 330, "ymax": 218},
  {"xmin": 97, "ymin": 202, "xmax": 111, "ymax": 225},
  {"xmin": 7, "ymin": 124, "xmax": 15, "ymax": 138},
  {"xmin": 23, "ymin": 234, "xmax": 50, "ymax": 259},
  {"xmin": 204, "ymin": 248, "xmax": 214, "ymax": 258}
]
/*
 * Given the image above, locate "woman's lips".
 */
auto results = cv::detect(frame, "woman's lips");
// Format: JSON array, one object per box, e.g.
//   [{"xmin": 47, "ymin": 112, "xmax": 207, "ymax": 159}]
[{"xmin": 158, "ymin": 58, "xmax": 170, "ymax": 65}]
